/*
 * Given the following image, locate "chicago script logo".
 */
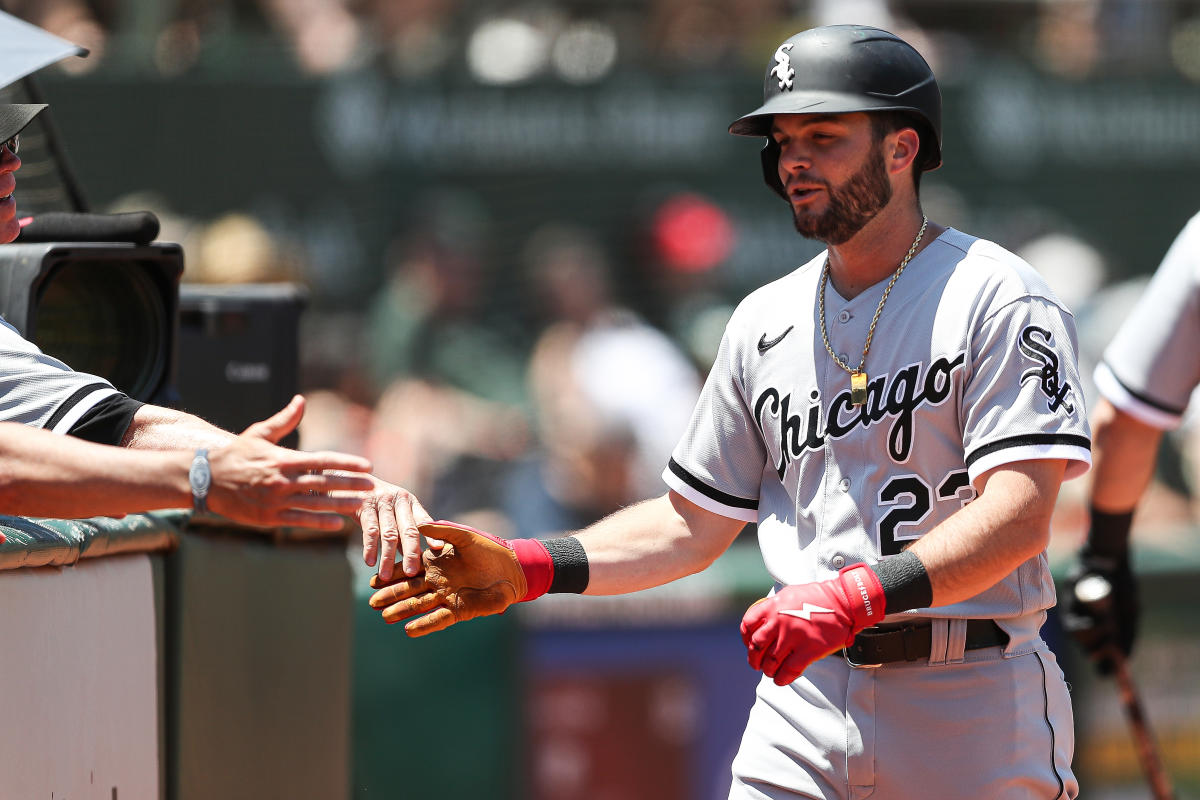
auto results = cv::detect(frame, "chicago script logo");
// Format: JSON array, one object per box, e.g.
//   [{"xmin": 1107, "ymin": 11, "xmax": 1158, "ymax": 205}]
[
  {"xmin": 753, "ymin": 352, "xmax": 966, "ymax": 479},
  {"xmin": 1018, "ymin": 326, "xmax": 1075, "ymax": 414}
]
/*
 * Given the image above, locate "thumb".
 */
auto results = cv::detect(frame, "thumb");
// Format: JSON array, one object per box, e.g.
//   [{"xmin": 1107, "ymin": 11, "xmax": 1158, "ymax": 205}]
[
  {"xmin": 418, "ymin": 520, "xmax": 492, "ymax": 550},
  {"xmin": 242, "ymin": 395, "xmax": 305, "ymax": 443}
]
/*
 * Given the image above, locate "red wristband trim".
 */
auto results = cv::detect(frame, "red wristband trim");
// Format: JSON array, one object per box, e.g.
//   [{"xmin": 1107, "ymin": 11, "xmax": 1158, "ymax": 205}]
[
  {"xmin": 510, "ymin": 538, "xmax": 554, "ymax": 602},
  {"xmin": 837, "ymin": 564, "xmax": 886, "ymax": 629}
]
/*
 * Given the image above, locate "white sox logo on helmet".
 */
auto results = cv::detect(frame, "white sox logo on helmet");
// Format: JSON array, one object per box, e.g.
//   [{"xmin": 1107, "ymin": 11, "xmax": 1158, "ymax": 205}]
[{"xmin": 770, "ymin": 44, "xmax": 795, "ymax": 90}]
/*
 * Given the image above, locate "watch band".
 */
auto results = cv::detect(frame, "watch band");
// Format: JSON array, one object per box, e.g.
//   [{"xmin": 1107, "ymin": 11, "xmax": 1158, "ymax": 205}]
[{"xmin": 189, "ymin": 448, "xmax": 211, "ymax": 514}]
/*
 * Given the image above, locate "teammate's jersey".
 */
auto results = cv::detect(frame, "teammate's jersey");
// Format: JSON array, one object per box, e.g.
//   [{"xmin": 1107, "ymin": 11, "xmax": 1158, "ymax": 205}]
[
  {"xmin": 0, "ymin": 316, "xmax": 120, "ymax": 432},
  {"xmin": 664, "ymin": 227, "xmax": 1091, "ymax": 621},
  {"xmin": 1096, "ymin": 210, "xmax": 1200, "ymax": 430}
]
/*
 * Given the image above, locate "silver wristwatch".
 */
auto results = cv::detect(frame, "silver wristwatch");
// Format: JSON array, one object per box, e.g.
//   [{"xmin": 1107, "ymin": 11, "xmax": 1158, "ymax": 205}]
[{"xmin": 189, "ymin": 448, "xmax": 211, "ymax": 514}]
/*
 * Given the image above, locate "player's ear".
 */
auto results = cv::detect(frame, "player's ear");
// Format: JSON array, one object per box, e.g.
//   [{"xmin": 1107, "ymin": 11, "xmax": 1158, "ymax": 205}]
[{"xmin": 887, "ymin": 127, "xmax": 921, "ymax": 177}]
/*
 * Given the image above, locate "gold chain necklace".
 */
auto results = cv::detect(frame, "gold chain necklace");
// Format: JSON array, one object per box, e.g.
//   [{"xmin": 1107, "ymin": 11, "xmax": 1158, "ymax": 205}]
[{"xmin": 818, "ymin": 216, "xmax": 929, "ymax": 406}]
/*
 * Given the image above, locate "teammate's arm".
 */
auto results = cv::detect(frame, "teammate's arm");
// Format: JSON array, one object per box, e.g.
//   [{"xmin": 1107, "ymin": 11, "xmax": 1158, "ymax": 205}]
[
  {"xmin": 1063, "ymin": 397, "xmax": 1162, "ymax": 671},
  {"xmin": 1088, "ymin": 398, "xmax": 1162, "ymax": 514}
]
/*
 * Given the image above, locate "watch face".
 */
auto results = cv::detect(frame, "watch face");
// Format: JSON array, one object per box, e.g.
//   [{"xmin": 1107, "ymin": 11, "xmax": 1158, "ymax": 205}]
[{"xmin": 190, "ymin": 454, "xmax": 211, "ymax": 496}]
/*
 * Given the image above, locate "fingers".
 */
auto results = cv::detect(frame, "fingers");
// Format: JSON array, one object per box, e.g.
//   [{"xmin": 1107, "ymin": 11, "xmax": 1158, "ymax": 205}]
[
  {"xmin": 774, "ymin": 653, "xmax": 809, "ymax": 686},
  {"xmin": 294, "ymin": 472, "xmax": 374, "ymax": 493},
  {"xmin": 393, "ymin": 499, "xmax": 425, "ymax": 580},
  {"xmin": 376, "ymin": 496, "xmax": 402, "ymax": 583},
  {"xmin": 274, "ymin": 509, "xmax": 353, "ymax": 531},
  {"xmin": 417, "ymin": 521, "xmax": 483, "ymax": 547},
  {"xmin": 242, "ymin": 394, "xmax": 305, "ymax": 443},
  {"xmin": 288, "ymin": 451, "xmax": 372, "ymax": 474},
  {"xmin": 379, "ymin": 591, "xmax": 441, "ymax": 625},
  {"xmin": 411, "ymin": 496, "xmax": 434, "ymax": 526},
  {"xmin": 286, "ymin": 492, "xmax": 366, "ymax": 514},
  {"xmin": 405, "ymin": 606, "xmax": 457, "ymax": 638},
  {"xmin": 360, "ymin": 495, "xmax": 380, "ymax": 569},
  {"xmin": 369, "ymin": 573, "xmax": 427, "ymax": 599}
]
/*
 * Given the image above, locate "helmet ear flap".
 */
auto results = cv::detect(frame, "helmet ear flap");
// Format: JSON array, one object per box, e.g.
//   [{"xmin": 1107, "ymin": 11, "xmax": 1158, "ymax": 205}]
[{"xmin": 760, "ymin": 139, "xmax": 787, "ymax": 200}]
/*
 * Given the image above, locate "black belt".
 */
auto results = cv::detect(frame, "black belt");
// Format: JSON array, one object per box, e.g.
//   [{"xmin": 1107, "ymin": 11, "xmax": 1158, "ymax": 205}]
[{"xmin": 842, "ymin": 620, "xmax": 1008, "ymax": 667}]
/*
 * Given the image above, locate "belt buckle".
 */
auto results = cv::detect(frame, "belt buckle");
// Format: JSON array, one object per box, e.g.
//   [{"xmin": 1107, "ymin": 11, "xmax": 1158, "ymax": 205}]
[{"xmin": 841, "ymin": 646, "xmax": 882, "ymax": 669}]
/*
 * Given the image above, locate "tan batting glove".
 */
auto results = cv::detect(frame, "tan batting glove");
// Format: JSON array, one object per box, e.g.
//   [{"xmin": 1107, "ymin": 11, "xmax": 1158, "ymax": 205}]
[{"xmin": 368, "ymin": 521, "xmax": 552, "ymax": 637}]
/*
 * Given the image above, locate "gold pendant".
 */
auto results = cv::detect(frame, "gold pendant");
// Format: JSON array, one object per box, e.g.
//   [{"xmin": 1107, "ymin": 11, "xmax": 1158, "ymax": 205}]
[{"xmin": 850, "ymin": 371, "xmax": 867, "ymax": 406}]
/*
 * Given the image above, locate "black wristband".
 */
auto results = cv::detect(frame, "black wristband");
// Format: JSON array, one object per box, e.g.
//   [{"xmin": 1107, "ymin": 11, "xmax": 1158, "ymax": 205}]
[
  {"xmin": 544, "ymin": 536, "xmax": 589, "ymax": 594},
  {"xmin": 1085, "ymin": 507, "xmax": 1134, "ymax": 559},
  {"xmin": 871, "ymin": 550, "xmax": 932, "ymax": 614}
]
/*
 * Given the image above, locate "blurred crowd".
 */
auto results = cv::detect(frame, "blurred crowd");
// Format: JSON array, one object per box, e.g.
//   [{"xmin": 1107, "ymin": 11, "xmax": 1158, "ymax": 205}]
[
  {"xmin": 296, "ymin": 200, "xmax": 712, "ymax": 542},
  {"xmin": 12, "ymin": 0, "xmax": 1200, "ymax": 82}
]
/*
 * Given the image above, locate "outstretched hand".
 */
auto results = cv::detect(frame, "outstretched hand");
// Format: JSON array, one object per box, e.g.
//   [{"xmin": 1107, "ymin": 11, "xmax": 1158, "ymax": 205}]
[
  {"xmin": 357, "ymin": 478, "xmax": 435, "ymax": 581},
  {"xmin": 368, "ymin": 521, "xmax": 529, "ymax": 637},
  {"xmin": 205, "ymin": 398, "xmax": 375, "ymax": 529}
]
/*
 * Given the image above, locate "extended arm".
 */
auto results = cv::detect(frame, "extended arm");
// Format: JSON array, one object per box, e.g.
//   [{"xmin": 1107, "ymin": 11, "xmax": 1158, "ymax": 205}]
[
  {"xmin": 0, "ymin": 421, "xmax": 374, "ymax": 526},
  {"xmin": 368, "ymin": 492, "xmax": 745, "ymax": 635}
]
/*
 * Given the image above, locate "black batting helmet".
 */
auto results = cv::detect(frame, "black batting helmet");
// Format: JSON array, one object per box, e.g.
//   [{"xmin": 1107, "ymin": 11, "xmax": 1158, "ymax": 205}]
[{"xmin": 729, "ymin": 25, "xmax": 942, "ymax": 200}]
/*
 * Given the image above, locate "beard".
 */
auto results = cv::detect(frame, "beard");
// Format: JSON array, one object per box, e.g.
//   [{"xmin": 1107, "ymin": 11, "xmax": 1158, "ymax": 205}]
[{"xmin": 790, "ymin": 142, "xmax": 893, "ymax": 245}]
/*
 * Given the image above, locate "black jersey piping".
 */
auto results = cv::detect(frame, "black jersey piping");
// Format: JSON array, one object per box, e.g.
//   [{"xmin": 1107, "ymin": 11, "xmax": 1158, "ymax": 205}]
[
  {"xmin": 964, "ymin": 434, "xmax": 1090, "ymax": 469},
  {"xmin": 667, "ymin": 458, "xmax": 758, "ymax": 510},
  {"xmin": 1035, "ymin": 650, "xmax": 1068, "ymax": 799},
  {"xmin": 1104, "ymin": 363, "xmax": 1186, "ymax": 416},
  {"xmin": 44, "ymin": 382, "xmax": 112, "ymax": 430}
]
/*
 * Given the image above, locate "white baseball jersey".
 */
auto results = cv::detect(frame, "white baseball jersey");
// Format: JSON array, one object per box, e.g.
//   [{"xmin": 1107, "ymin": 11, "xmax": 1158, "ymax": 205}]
[
  {"xmin": 1096, "ymin": 209, "xmax": 1200, "ymax": 430},
  {"xmin": 0, "ymin": 316, "xmax": 120, "ymax": 432},
  {"xmin": 664, "ymin": 227, "xmax": 1091, "ymax": 623}
]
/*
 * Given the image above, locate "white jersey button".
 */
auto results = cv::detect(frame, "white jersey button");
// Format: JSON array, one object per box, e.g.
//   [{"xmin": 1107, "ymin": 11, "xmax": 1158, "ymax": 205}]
[
  {"xmin": 832, "ymin": 555, "xmax": 846, "ymax": 569},
  {"xmin": 839, "ymin": 478, "xmax": 851, "ymax": 491},
  {"xmin": 838, "ymin": 310, "xmax": 851, "ymax": 323}
]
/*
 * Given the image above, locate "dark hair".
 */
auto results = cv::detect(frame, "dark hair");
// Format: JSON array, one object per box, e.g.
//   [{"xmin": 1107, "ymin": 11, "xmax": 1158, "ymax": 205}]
[{"xmin": 869, "ymin": 111, "xmax": 928, "ymax": 193}]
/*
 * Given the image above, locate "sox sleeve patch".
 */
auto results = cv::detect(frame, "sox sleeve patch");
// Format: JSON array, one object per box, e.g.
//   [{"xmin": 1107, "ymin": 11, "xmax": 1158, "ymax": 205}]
[{"xmin": 961, "ymin": 295, "xmax": 1091, "ymax": 484}]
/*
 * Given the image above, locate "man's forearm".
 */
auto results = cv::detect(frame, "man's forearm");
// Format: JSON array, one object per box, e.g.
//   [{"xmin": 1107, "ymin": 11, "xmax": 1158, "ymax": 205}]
[
  {"xmin": 909, "ymin": 459, "xmax": 1066, "ymax": 608},
  {"xmin": 120, "ymin": 404, "xmax": 235, "ymax": 450},
  {"xmin": 1089, "ymin": 398, "xmax": 1162, "ymax": 514},
  {"xmin": 573, "ymin": 492, "xmax": 746, "ymax": 596},
  {"xmin": 0, "ymin": 423, "xmax": 190, "ymax": 517}
]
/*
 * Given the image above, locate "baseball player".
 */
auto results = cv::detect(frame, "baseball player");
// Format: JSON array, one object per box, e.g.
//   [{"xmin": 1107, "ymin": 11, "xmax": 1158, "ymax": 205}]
[
  {"xmin": 369, "ymin": 26, "xmax": 1090, "ymax": 799},
  {"xmin": 1064, "ymin": 209, "xmax": 1200, "ymax": 673}
]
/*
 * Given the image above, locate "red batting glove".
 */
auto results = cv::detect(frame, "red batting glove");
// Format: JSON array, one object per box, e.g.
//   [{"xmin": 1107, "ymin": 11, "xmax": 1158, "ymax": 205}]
[{"xmin": 741, "ymin": 564, "xmax": 886, "ymax": 685}]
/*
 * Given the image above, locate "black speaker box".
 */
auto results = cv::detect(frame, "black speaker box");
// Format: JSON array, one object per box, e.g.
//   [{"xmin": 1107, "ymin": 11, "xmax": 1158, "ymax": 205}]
[{"xmin": 175, "ymin": 284, "xmax": 308, "ymax": 445}]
